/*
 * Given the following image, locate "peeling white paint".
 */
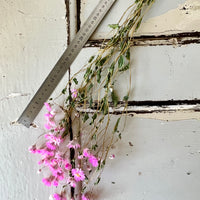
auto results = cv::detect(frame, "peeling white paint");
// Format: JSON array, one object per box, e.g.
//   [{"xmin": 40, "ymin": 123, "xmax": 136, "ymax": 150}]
[
  {"xmin": 0, "ymin": 1, "xmax": 68, "ymax": 199},
  {"xmin": 137, "ymin": 0, "xmax": 200, "ymax": 36},
  {"xmin": 77, "ymin": 104, "xmax": 200, "ymax": 121},
  {"xmin": 0, "ymin": 93, "xmax": 30, "ymax": 101},
  {"xmin": 81, "ymin": 0, "xmax": 200, "ymax": 39},
  {"xmin": 135, "ymin": 110, "xmax": 200, "ymax": 121}
]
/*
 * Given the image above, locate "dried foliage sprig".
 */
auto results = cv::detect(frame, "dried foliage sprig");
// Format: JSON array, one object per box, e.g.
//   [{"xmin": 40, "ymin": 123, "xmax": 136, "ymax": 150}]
[{"xmin": 29, "ymin": 1, "xmax": 155, "ymax": 200}]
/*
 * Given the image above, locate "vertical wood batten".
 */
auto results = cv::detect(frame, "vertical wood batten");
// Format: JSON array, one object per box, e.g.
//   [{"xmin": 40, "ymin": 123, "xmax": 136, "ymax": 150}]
[
  {"xmin": 76, "ymin": 0, "xmax": 200, "ymax": 199},
  {"xmin": 65, "ymin": 0, "xmax": 82, "ymax": 199}
]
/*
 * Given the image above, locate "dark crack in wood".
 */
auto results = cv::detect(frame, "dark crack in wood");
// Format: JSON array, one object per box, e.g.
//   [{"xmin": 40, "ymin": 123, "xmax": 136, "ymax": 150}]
[
  {"xmin": 76, "ymin": 0, "xmax": 81, "ymax": 31},
  {"xmin": 76, "ymin": 99, "xmax": 200, "ymax": 115},
  {"xmin": 84, "ymin": 31, "xmax": 200, "ymax": 47},
  {"xmin": 64, "ymin": 0, "xmax": 70, "ymax": 45}
]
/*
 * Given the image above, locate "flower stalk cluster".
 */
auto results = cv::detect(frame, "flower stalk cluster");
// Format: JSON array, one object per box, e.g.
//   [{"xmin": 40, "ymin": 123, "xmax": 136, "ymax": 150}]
[{"xmin": 29, "ymin": 0, "xmax": 155, "ymax": 199}]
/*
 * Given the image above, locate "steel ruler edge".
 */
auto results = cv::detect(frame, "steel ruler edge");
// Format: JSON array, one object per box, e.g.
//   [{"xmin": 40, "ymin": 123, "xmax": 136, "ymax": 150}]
[{"xmin": 17, "ymin": 0, "xmax": 117, "ymax": 128}]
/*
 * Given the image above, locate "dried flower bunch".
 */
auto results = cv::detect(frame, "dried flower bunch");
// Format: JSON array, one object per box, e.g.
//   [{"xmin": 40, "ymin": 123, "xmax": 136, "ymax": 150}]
[{"xmin": 29, "ymin": 0, "xmax": 155, "ymax": 199}]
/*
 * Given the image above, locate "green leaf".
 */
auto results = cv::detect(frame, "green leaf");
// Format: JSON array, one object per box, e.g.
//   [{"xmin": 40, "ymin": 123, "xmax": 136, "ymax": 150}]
[
  {"xmin": 109, "ymin": 63, "xmax": 115, "ymax": 76},
  {"xmin": 94, "ymin": 177, "xmax": 101, "ymax": 185},
  {"xmin": 92, "ymin": 113, "xmax": 97, "ymax": 122},
  {"xmin": 65, "ymin": 95, "xmax": 71, "ymax": 103},
  {"xmin": 62, "ymin": 88, "xmax": 67, "ymax": 94},
  {"xmin": 114, "ymin": 118, "xmax": 121, "ymax": 133},
  {"xmin": 99, "ymin": 57, "xmax": 107, "ymax": 66},
  {"xmin": 147, "ymin": 0, "xmax": 154, "ymax": 5},
  {"xmin": 104, "ymin": 72, "xmax": 111, "ymax": 88},
  {"xmin": 103, "ymin": 104, "xmax": 108, "ymax": 115},
  {"xmin": 102, "ymin": 160, "xmax": 106, "ymax": 167},
  {"xmin": 88, "ymin": 55, "xmax": 95, "ymax": 63},
  {"xmin": 90, "ymin": 112, "xmax": 97, "ymax": 125},
  {"xmin": 101, "ymin": 97, "xmax": 108, "ymax": 115},
  {"xmin": 98, "ymin": 117, "xmax": 104, "ymax": 123},
  {"xmin": 88, "ymin": 83, "xmax": 94, "ymax": 92},
  {"xmin": 97, "ymin": 69, "xmax": 102, "ymax": 83},
  {"xmin": 83, "ymin": 113, "xmax": 89, "ymax": 123},
  {"xmin": 73, "ymin": 78, "xmax": 78, "ymax": 85},
  {"xmin": 111, "ymin": 90, "xmax": 119, "ymax": 107},
  {"xmin": 123, "ymin": 95, "xmax": 129, "ymax": 101},
  {"xmin": 118, "ymin": 55, "xmax": 124, "ymax": 69},
  {"xmin": 82, "ymin": 186, "xmax": 87, "ymax": 193},
  {"xmin": 89, "ymin": 97, "xmax": 93, "ymax": 108},
  {"xmin": 70, "ymin": 100, "xmax": 75, "ymax": 108},
  {"xmin": 125, "ymin": 48, "xmax": 130, "ymax": 60},
  {"xmin": 84, "ymin": 67, "xmax": 92, "ymax": 83},
  {"xmin": 118, "ymin": 133, "xmax": 122, "ymax": 140},
  {"xmin": 136, "ymin": 18, "xmax": 142, "ymax": 31},
  {"xmin": 108, "ymin": 24, "xmax": 120, "ymax": 29},
  {"xmin": 96, "ymin": 56, "xmax": 108, "ymax": 66},
  {"xmin": 92, "ymin": 134, "xmax": 96, "ymax": 140},
  {"xmin": 119, "ymin": 64, "xmax": 129, "ymax": 72},
  {"xmin": 92, "ymin": 144, "xmax": 98, "ymax": 151}
]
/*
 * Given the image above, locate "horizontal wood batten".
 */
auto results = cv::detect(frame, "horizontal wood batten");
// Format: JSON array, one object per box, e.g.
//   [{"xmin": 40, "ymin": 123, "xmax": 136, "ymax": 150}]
[
  {"xmin": 85, "ymin": 32, "xmax": 200, "ymax": 47},
  {"xmin": 76, "ymin": 99, "xmax": 200, "ymax": 114}
]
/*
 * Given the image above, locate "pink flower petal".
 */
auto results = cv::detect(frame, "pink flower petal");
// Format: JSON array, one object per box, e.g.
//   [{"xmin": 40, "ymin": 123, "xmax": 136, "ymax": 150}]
[
  {"xmin": 82, "ymin": 194, "xmax": 90, "ymax": 200},
  {"xmin": 42, "ymin": 177, "xmax": 52, "ymax": 187},
  {"xmin": 88, "ymin": 155, "xmax": 98, "ymax": 167},
  {"xmin": 44, "ymin": 102, "xmax": 52, "ymax": 112},
  {"xmin": 53, "ymin": 193, "xmax": 67, "ymax": 200},
  {"xmin": 72, "ymin": 168, "xmax": 85, "ymax": 182},
  {"xmin": 44, "ymin": 123, "xmax": 51, "ymax": 130},
  {"xmin": 109, "ymin": 154, "xmax": 115, "ymax": 159},
  {"xmin": 65, "ymin": 163, "xmax": 72, "ymax": 170},
  {"xmin": 67, "ymin": 177, "xmax": 76, "ymax": 188},
  {"xmin": 71, "ymin": 89, "xmax": 78, "ymax": 98},
  {"xmin": 83, "ymin": 148, "xmax": 90, "ymax": 157}
]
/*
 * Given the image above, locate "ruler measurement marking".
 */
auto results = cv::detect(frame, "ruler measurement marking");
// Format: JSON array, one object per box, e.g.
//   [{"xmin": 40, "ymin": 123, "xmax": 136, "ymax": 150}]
[{"xmin": 17, "ymin": 0, "xmax": 116, "ymax": 127}]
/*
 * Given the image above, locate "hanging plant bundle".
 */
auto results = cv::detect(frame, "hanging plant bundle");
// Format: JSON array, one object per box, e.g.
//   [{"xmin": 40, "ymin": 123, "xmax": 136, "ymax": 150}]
[{"xmin": 29, "ymin": 0, "xmax": 155, "ymax": 199}]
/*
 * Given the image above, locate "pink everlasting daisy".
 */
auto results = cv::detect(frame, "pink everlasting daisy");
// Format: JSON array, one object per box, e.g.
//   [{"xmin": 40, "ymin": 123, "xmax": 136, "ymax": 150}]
[
  {"xmin": 72, "ymin": 168, "xmax": 85, "ymax": 182},
  {"xmin": 88, "ymin": 155, "xmax": 99, "ymax": 167},
  {"xmin": 83, "ymin": 148, "xmax": 90, "ymax": 157},
  {"xmin": 65, "ymin": 162, "xmax": 72, "ymax": 170},
  {"xmin": 71, "ymin": 89, "xmax": 78, "ymax": 98}
]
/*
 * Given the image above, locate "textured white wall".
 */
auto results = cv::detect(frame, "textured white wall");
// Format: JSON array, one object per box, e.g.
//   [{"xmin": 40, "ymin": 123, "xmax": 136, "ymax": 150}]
[
  {"xmin": 1, "ymin": 0, "xmax": 200, "ymax": 200},
  {"xmin": 0, "ymin": 0, "xmax": 67, "ymax": 199}
]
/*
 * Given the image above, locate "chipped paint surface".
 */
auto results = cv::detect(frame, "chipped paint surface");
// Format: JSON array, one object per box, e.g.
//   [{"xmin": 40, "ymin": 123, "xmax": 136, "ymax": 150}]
[
  {"xmin": 77, "ymin": 102, "xmax": 200, "ymax": 121},
  {"xmin": 137, "ymin": 0, "xmax": 200, "ymax": 36},
  {"xmin": 81, "ymin": 0, "xmax": 200, "ymax": 39},
  {"xmin": 0, "ymin": 0, "xmax": 67, "ymax": 199},
  {"xmin": 135, "ymin": 110, "xmax": 200, "ymax": 121}
]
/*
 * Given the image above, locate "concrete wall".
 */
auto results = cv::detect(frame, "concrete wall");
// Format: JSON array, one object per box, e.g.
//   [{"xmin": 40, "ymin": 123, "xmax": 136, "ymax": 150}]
[{"xmin": 1, "ymin": 0, "xmax": 200, "ymax": 199}]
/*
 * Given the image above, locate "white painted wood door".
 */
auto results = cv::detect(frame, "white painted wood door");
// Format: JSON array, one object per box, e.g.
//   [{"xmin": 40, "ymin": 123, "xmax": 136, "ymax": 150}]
[
  {"xmin": 73, "ymin": 0, "xmax": 200, "ymax": 199},
  {"xmin": 1, "ymin": 0, "xmax": 200, "ymax": 200}
]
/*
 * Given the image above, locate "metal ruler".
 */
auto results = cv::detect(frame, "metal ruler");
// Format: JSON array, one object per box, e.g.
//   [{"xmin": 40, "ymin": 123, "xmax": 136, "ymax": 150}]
[{"xmin": 17, "ymin": 0, "xmax": 116, "ymax": 128}]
